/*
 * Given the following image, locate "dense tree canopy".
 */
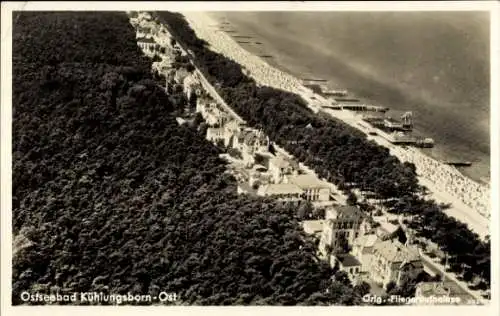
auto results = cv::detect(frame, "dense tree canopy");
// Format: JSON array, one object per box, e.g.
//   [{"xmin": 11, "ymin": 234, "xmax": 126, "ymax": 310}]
[
  {"xmin": 12, "ymin": 11, "xmax": 362, "ymax": 306},
  {"xmin": 157, "ymin": 11, "xmax": 490, "ymax": 287}
]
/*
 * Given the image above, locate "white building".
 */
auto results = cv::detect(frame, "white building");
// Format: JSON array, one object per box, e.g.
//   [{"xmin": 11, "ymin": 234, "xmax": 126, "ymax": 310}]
[
  {"xmin": 268, "ymin": 156, "xmax": 295, "ymax": 183},
  {"xmin": 221, "ymin": 120, "xmax": 243, "ymax": 148},
  {"xmin": 196, "ymin": 98, "xmax": 228, "ymax": 127},
  {"xmin": 286, "ymin": 174, "xmax": 330, "ymax": 201},
  {"xmin": 137, "ymin": 37, "xmax": 158, "ymax": 56},
  {"xmin": 302, "ymin": 220, "xmax": 325, "ymax": 240},
  {"xmin": 206, "ymin": 126, "xmax": 225, "ymax": 144},
  {"xmin": 236, "ymin": 129, "xmax": 269, "ymax": 167},
  {"xmin": 331, "ymin": 254, "xmax": 363, "ymax": 285},
  {"xmin": 318, "ymin": 205, "xmax": 364, "ymax": 257},
  {"xmin": 257, "ymin": 183, "xmax": 303, "ymax": 204},
  {"xmin": 183, "ymin": 72, "xmax": 202, "ymax": 100},
  {"xmin": 352, "ymin": 234, "xmax": 379, "ymax": 273},
  {"xmin": 174, "ymin": 67, "xmax": 189, "ymax": 85},
  {"xmin": 413, "ymin": 282, "xmax": 462, "ymax": 305},
  {"xmin": 369, "ymin": 239, "xmax": 424, "ymax": 289}
]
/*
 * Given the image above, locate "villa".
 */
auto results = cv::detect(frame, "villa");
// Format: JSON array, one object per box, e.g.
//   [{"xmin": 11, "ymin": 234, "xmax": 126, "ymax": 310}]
[
  {"xmin": 286, "ymin": 174, "xmax": 330, "ymax": 201},
  {"xmin": 331, "ymin": 253, "xmax": 363, "ymax": 284},
  {"xmin": 268, "ymin": 155, "xmax": 295, "ymax": 183},
  {"xmin": 257, "ymin": 183, "xmax": 303, "ymax": 204},
  {"xmin": 369, "ymin": 239, "xmax": 423, "ymax": 289},
  {"xmin": 318, "ymin": 205, "xmax": 364, "ymax": 257}
]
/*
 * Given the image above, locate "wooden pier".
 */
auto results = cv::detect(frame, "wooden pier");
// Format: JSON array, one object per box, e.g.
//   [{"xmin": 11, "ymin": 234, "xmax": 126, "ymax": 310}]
[
  {"xmin": 442, "ymin": 161, "xmax": 473, "ymax": 167},
  {"xmin": 324, "ymin": 104, "xmax": 389, "ymax": 112}
]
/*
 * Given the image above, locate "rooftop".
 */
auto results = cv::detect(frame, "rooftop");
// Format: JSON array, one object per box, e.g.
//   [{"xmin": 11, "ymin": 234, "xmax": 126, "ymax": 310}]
[
  {"xmin": 354, "ymin": 234, "xmax": 378, "ymax": 248},
  {"xmin": 373, "ymin": 239, "xmax": 420, "ymax": 264},
  {"xmin": 416, "ymin": 282, "xmax": 452, "ymax": 297},
  {"xmin": 137, "ymin": 37, "xmax": 156, "ymax": 44},
  {"xmin": 288, "ymin": 174, "xmax": 330, "ymax": 190},
  {"xmin": 326, "ymin": 205, "xmax": 363, "ymax": 220},
  {"xmin": 252, "ymin": 164, "xmax": 268, "ymax": 172},
  {"xmin": 269, "ymin": 156, "xmax": 291, "ymax": 169},
  {"xmin": 238, "ymin": 129, "xmax": 267, "ymax": 147},
  {"xmin": 238, "ymin": 182, "xmax": 257, "ymax": 195},
  {"xmin": 224, "ymin": 119, "xmax": 241, "ymax": 132},
  {"xmin": 257, "ymin": 183, "xmax": 303, "ymax": 196},
  {"xmin": 335, "ymin": 254, "xmax": 362, "ymax": 267},
  {"xmin": 302, "ymin": 220, "xmax": 325, "ymax": 236},
  {"xmin": 183, "ymin": 74, "xmax": 199, "ymax": 86},
  {"xmin": 378, "ymin": 221, "xmax": 399, "ymax": 235}
]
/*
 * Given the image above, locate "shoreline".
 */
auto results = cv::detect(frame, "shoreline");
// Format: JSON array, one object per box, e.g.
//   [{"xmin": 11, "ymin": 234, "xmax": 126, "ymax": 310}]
[
  {"xmin": 208, "ymin": 12, "xmax": 490, "ymax": 186},
  {"xmin": 181, "ymin": 12, "xmax": 489, "ymax": 237}
]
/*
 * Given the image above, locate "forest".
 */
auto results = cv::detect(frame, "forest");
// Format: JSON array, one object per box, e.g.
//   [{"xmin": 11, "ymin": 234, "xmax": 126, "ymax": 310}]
[
  {"xmin": 156, "ymin": 11, "xmax": 490, "ymax": 288},
  {"xmin": 12, "ymin": 11, "xmax": 365, "ymax": 305}
]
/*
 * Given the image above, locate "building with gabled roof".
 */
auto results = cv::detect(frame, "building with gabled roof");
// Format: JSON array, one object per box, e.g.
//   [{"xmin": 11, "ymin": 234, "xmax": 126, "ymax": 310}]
[
  {"xmin": 183, "ymin": 72, "xmax": 202, "ymax": 101},
  {"xmin": 223, "ymin": 119, "xmax": 243, "ymax": 148},
  {"xmin": 414, "ymin": 281, "xmax": 468, "ymax": 305},
  {"xmin": 234, "ymin": 128, "xmax": 269, "ymax": 167},
  {"xmin": 302, "ymin": 220, "xmax": 325, "ymax": 239},
  {"xmin": 268, "ymin": 155, "xmax": 296, "ymax": 183},
  {"xmin": 352, "ymin": 234, "xmax": 378, "ymax": 273},
  {"xmin": 331, "ymin": 253, "xmax": 362, "ymax": 284},
  {"xmin": 369, "ymin": 239, "xmax": 423, "ymax": 289},
  {"xmin": 318, "ymin": 205, "xmax": 365, "ymax": 258}
]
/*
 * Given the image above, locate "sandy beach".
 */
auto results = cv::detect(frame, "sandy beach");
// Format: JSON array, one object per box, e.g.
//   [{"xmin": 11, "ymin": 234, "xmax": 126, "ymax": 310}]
[{"xmin": 181, "ymin": 12, "xmax": 490, "ymax": 238}]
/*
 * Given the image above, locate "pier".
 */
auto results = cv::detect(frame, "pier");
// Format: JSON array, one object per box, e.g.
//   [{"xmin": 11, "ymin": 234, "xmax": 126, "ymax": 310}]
[
  {"xmin": 329, "ymin": 97, "xmax": 360, "ymax": 102},
  {"xmin": 323, "ymin": 89, "xmax": 348, "ymax": 97},
  {"xmin": 324, "ymin": 104, "xmax": 389, "ymax": 112},
  {"xmin": 302, "ymin": 78, "xmax": 328, "ymax": 82},
  {"xmin": 442, "ymin": 161, "xmax": 473, "ymax": 167}
]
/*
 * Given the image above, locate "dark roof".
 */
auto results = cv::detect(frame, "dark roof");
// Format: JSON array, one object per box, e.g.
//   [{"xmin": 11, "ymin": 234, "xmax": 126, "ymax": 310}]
[
  {"xmin": 335, "ymin": 205, "xmax": 362, "ymax": 219},
  {"xmin": 336, "ymin": 254, "xmax": 362, "ymax": 267},
  {"xmin": 137, "ymin": 37, "xmax": 156, "ymax": 44}
]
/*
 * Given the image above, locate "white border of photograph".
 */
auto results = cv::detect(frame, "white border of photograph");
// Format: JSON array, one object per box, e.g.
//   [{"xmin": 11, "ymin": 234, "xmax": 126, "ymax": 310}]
[{"xmin": 1, "ymin": 1, "xmax": 499, "ymax": 316}]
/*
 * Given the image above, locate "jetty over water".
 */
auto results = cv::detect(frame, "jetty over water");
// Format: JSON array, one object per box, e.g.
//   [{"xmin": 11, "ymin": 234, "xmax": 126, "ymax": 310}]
[
  {"xmin": 331, "ymin": 97, "xmax": 360, "ymax": 102},
  {"xmin": 324, "ymin": 104, "xmax": 389, "ymax": 112},
  {"xmin": 302, "ymin": 78, "xmax": 328, "ymax": 82},
  {"xmin": 442, "ymin": 161, "xmax": 473, "ymax": 167}
]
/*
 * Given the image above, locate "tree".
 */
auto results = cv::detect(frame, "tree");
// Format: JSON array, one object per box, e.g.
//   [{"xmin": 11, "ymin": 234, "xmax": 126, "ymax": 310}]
[
  {"xmin": 297, "ymin": 201, "xmax": 314, "ymax": 220},
  {"xmin": 385, "ymin": 281, "xmax": 397, "ymax": 293},
  {"xmin": 354, "ymin": 281, "xmax": 371, "ymax": 297},
  {"xmin": 186, "ymin": 63, "xmax": 195, "ymax": 73},
  {"xmin": 346, "ymin": 191, "xmax": 358, "ymax": 206},
  {"xmin": 334, "ymin": 270, "xmax": 352, "ymax": 287}
]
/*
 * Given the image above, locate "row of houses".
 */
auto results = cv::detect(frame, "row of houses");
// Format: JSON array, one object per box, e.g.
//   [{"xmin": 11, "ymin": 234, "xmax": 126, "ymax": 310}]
[
  {"xmin": 302, "ymin": 204, "xmax": 424, "ymax": 290},
  {"xmin": 129, "ymin": 12, "xmax": 460, "ymax": 305}
]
